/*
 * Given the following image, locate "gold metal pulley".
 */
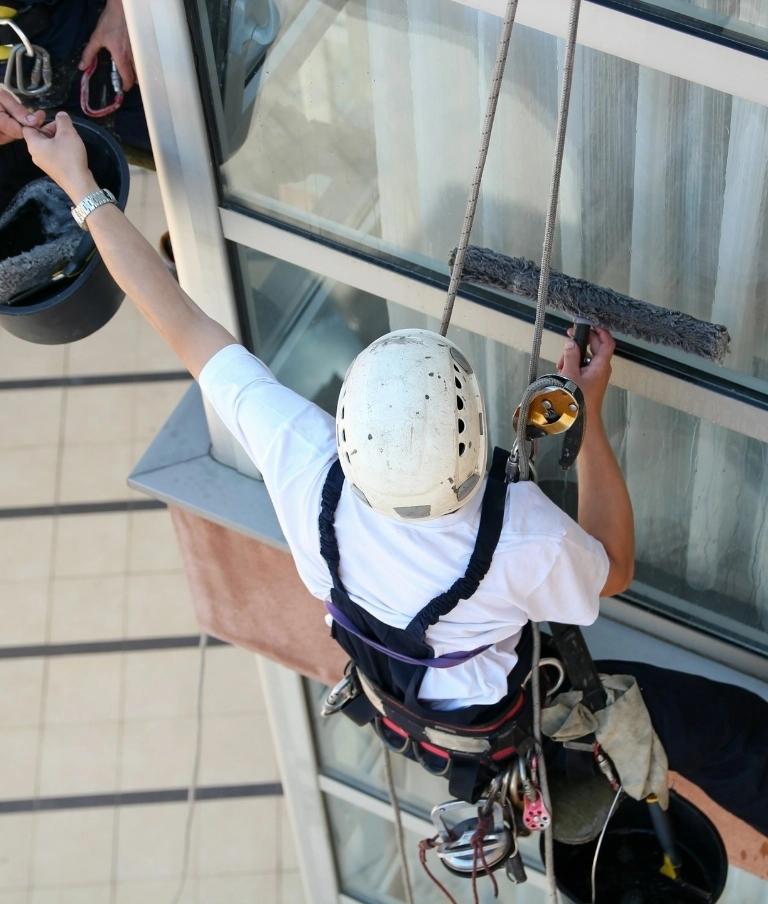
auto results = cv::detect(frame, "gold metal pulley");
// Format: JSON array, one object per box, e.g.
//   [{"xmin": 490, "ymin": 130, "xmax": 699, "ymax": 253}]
[{"xmin": 513, "ymin": 376, "xmax": 580, "ymax": 439}]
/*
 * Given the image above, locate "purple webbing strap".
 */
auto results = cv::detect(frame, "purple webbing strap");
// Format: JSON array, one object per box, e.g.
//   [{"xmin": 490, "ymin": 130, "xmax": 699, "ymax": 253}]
[{"xmin": 325, "ymin": 599, "xmax": 490, "ymax": 668}]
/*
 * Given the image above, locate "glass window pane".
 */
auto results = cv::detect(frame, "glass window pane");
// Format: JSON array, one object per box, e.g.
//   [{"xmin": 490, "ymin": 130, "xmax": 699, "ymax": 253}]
[
  {"xmin": 240, "ymin": 248, "xmax": 768, "ymax": 653},
  {"xmin": 210, "ymin": 0, "xmax": 768, "ymax": 394},
  {"xmin": 324, "ymin": 794, "xmax": 547, "ymax": 904}
]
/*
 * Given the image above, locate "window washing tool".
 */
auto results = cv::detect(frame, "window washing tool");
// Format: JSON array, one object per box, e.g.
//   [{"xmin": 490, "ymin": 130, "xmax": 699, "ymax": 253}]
[{"xmin": 451, "ymin": 246, "xmax": 731, "ymax": 366}]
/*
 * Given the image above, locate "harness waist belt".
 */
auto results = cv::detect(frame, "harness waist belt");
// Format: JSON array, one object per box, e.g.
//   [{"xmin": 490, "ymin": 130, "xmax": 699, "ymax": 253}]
[{"xmin": 325, "ymin": 599, "xmax": 490, "ymax": 668}]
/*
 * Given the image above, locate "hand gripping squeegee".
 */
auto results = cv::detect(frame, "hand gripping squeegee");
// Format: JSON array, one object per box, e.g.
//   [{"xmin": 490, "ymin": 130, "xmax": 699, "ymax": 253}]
[{"xmin": 451, "ymin": 246, "xmax": 731, "ymax": 365}]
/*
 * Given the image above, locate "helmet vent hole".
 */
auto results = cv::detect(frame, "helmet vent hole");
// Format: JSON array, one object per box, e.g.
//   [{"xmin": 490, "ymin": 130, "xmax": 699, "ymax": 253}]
[
  {"xmin": 341, "ymin": 406, "xmax": 345, "ymax": 420},
  {"xmin": 342, "ymin": 429, "xmax": 346, "ymax": 442},
  {"xmin": 458, "ymin": 418, "xmax": 465, "ymax": 434},
  {"xmin": 459, "ymin": 442, "xmax": 466, "ymax": 456},
  {"xmin": 456, "ymin": 396, "xmax": 464, "ymax": 410},
  {"xmin": 455, "ymin": 377, "xmax": 462, "ymax": 389},
  {"xmin": 345, "ymin": 452, "xmax": 350, "ymax": 463}
]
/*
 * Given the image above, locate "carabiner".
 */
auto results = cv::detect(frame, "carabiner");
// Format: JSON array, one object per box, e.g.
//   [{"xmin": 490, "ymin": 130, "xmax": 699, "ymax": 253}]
[
  {"xmin": 4, "ymin": 43, "xmax": 52, "ymax": 97},
  {"xmin": 80, "ymin": 57, "xmax": 123, "ymax": 117}
]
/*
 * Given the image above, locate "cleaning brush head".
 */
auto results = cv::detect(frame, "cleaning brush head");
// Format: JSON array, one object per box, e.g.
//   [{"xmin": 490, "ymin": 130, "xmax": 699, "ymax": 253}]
[{"xmin": 452, "ymin": 246, "xmax": 730, "ymax": 365}]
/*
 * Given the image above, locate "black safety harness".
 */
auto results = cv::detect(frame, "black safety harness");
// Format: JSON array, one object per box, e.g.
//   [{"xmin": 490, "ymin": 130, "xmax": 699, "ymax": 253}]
[{"xmin": 319, "ymin": 446, "xmax": 538, "ymax": 803}]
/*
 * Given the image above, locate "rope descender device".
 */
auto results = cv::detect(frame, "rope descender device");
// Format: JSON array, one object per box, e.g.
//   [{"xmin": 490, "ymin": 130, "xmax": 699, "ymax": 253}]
[
  {"xmin": 1, "ymin": 18, "xmax": 52, "ymax": 97},
  {"xmin": 80, "ymin": 54, "xmax": 123, "ymax": 117}
]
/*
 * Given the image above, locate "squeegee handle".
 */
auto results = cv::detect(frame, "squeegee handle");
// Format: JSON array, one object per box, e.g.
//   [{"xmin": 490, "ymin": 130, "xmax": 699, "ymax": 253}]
[{"xmin": 572, "ymin": 319, "xmax": 592, "ymax": 367}]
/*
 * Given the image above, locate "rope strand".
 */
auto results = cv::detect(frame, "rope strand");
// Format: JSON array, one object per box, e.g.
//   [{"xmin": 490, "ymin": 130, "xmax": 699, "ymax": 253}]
[{"xmin": 440, "ymin": 0, "xmax": 520, "ymax": 337}]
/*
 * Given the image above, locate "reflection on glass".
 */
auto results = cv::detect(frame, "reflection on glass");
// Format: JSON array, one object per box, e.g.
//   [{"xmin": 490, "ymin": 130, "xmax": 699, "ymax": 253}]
[
  {"xmin": 325, "ymin": 794, "xmax": 545, "ymax": 904},
  {"xmin": 240, "ymin": 249, "xmax": 768, "ymax": 656},
  {"xmin": 211, "ymin": 0, "xmax": 768, "ymax": 391}
]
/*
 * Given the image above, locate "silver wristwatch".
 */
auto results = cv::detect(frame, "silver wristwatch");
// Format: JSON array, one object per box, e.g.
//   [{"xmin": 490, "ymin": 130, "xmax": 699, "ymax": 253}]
[{"xmin": 71, "ymin": 188, "xmax": 117, "ymax": 230}]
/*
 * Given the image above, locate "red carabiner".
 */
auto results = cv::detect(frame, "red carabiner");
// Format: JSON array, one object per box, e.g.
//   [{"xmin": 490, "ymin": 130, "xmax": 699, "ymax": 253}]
[{"xmin": 80, "ymin": 57, "xmax": 123, "ymax": 117}]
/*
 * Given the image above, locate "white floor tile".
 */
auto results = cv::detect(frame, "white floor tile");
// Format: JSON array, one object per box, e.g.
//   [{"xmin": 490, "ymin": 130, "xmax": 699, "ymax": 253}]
[
  {"xmin": 113, "ymin": 877, "xmax": 196, "ymax": 904},
  {"xmin": 115, "ymin": 803, "xmax": 192, "ymax": 882},
  {"xmin": 196, "ymin": 798, "xmax": 279, "ymax": 876},
  {"xmin": 63, "ymin": 385, "xmax": 136, "ymax": 446},
  {"xmin": 200, "ymin": 872, "xmax": 279, "ymax": 904},
  {"xmin": 32, "ymin": 810, "xmax": 114, "ymax": 886},
  {"xmin": 0, "ymin": 330, "xmax": 67, "ymax": 379},
  {"xmin": 125, "ymin": 572, "xmax": 198, "ymax": 638},
  {"xmin": 39, "ymin": 721, "xmax": 120, "ymax": 796},
  {"xmin": 48, "ymin": 575, "xmax": 126, "ymax": 643},
  {"xmin": 57, "ymin": 443, "xmax": 135, "ymax": 504},
  {"xmin": 0, "ymin": 579, "xmax": 49, "ymax": 646},
  {"xmin": 0, "ymin": 813, "xmax": 33, "ymax": 890},
  {"xmin": 132, "ymin": 382, "xmax": 189, "ymax": 446},
  {"xmin": 44, "ymin": 655, "xmax": 122, "ymax": 724},
  {"xmin": 53, "ymin": 514, "xmax": 129, "ymax": 577},
  {"xmin": 0, "ymin": 659, "xmax": 45, "ymax": 727},
  {"xmin": 118, "ymin": 717, "xmax": 196, "ymax": 791},
  {"xmin": 128, "ymin": 510, "xmax": 184, "ymax": 573},
  {"xmin": 199, "ymin": 714, "xmax": 279, "ymax": 787},
  {"xmin": 202, "ymin": 648, "xmax": 266, "ymax": 717},
  {"xmin": 0, "ymin": 447, "xmax": 58, "ymax": 507},
  {"xmin": 0, "ymin": 726, "xmax": 40, "ymax": 799},
  {"xmin": 0, "ymin": 389, "xmax": 63, "ymax": 448},
  {"xmin": 0, "ymin": 518, "xmax": 53, "ymax": 582},
  {"xmin": 123, "ymin": 649, "xmax": 199, "ymax": 720},
  {"xmin": 29, "ymin": 884, "xmax": 111, "ymax": 903}
]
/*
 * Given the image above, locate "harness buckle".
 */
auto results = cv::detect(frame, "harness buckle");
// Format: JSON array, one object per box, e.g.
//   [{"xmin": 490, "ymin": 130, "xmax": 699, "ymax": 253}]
[{"xmin": 320, "ymin": 667, "xmax": 361, "ymax": 717}]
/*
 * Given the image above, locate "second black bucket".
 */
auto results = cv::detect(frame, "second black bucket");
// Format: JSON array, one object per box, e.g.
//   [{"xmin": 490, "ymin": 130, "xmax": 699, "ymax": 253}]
[
  {"xmin": 0, "ymin": 118, "xmax": 130, "ymax": 345},
  {"xmin": 544, "ymin": 790, "xmax": 728, "ymax": 904}
]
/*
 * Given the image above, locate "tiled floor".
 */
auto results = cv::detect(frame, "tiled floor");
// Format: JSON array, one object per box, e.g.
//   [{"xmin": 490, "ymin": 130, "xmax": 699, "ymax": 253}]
[{"xmin": 0, "ymin": 167, "xmax": 301, "ymax": 903}]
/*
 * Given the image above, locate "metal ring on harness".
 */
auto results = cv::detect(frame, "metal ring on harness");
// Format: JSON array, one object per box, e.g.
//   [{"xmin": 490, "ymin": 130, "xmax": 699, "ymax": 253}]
[
  {"xmin": 522, "ymin": 657, "xmax": 566, "ymax": 698},
  {"xmin": 413, "ymin": 740, "xmax": 451, "ymax": 778},
  {"xmin": 373, "ymin": 715, "xmax": 412, "ymax": 756}
]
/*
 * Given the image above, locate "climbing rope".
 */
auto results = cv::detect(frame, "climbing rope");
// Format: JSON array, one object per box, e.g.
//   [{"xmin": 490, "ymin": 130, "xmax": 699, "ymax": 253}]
[
  {"xmin": 431, "ymin": 1, "xmax": 584, "ymax": 902},
  {"xmin": 171, "ymin": 631, "xmax": 208, "ymax": 904},
  {"xmin": 383, "ymin": 743, "xmax": 416, "ymax": 904},
  {"xmin": 439, "ymin": 0, "xmax": 520, "ymax": 338}
]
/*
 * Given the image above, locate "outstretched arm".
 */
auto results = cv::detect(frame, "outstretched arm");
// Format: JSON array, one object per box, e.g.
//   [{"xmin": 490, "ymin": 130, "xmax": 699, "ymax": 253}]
[
  {"xmin": 23, "ymin": 113, "xmax": 237, "ymax": 379},
  {"xmin": 558, "ymin": 327, "xmax": 634, "ymax": 597}
]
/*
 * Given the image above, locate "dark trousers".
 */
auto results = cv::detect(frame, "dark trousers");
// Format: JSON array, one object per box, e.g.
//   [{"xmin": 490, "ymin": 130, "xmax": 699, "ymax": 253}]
[{"xmin": 595, "ymin": 659, "xmax": 768, "ymax": 838}]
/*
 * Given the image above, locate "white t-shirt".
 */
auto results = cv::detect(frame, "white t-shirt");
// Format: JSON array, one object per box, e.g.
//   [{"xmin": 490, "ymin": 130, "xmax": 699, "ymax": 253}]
[{"xmin": 199, "ymin": 344, "xmax": 609, "ymax": 710}]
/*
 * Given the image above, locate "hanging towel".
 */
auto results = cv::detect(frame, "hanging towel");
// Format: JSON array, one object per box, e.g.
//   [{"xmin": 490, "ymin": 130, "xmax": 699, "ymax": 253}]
[{"xmin": 541, "ymin": 673, "xmax": 669, "ymax": 808}]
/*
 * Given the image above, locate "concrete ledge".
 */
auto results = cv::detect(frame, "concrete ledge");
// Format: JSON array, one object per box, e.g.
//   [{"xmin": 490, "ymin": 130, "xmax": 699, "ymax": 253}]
[{"xmin": 128, "ymin": 383, "xmax": 288, "ymax": 552}]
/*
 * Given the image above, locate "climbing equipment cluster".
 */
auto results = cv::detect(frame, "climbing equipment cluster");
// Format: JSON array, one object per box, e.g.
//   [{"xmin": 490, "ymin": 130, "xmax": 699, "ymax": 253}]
[{"xmin": 1, "ymin": 3, "xmax": 123, "ymax": 116}]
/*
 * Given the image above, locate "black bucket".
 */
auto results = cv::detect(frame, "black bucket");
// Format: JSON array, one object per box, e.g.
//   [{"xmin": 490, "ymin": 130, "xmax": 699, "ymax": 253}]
[
  {"xmin": 0, "ymin": 118, "xmax": 130, "ymax": 345},
  {"xmin": 544, "ymin": 791, "xmax": 728, "ymax": 904}
]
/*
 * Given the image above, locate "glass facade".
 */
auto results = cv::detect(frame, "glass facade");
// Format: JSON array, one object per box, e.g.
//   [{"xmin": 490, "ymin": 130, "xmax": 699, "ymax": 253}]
[{"xmin": 207, "ymin": 0, "xmax": 768, "ymax": 397}]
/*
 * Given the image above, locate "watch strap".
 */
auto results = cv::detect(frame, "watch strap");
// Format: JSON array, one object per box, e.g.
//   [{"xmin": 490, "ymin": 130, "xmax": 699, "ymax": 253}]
[{"xmin": 71, "ymin": 188, "xmax": 117, "ymax": 230}]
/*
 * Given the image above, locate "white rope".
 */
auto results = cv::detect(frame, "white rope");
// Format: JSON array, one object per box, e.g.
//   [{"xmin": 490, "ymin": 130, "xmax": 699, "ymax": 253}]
[
  {"xmin": 382, "ymin": 741, "xmax": 415, "ymax": 904},
  {"xmin": 531, "ymin": 623, "xmax": 559, "ymax": 904},
  {"xmin": 440, "ymin": 0, "xmax": 520, "ymax": 337},
  {"xmin": 170, "ymin": 631, "xmax": 208, "ymax": 904}
]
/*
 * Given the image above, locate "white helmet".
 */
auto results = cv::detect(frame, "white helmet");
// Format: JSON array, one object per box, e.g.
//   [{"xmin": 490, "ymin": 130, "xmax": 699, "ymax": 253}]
[{"xmin": 336, "ymin": 329, "xmax": 487, "ymax": 521}]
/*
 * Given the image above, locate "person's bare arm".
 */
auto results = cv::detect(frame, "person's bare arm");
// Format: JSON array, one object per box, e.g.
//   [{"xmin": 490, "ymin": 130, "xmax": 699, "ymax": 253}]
[
  {"xmin": 558, "ymin": 327, "xmax": 634, "ymax": 597},
  {"xmin": 23, "ymin": 113, "xmax": 237, "ymax": 379}
]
